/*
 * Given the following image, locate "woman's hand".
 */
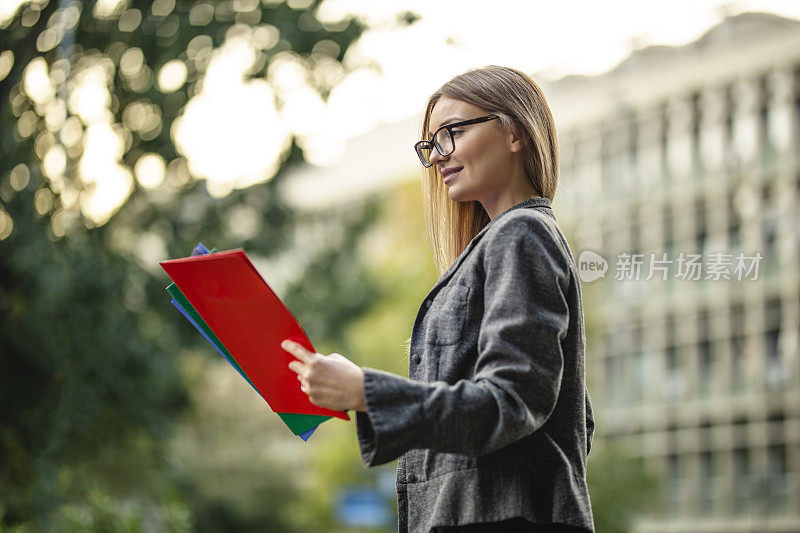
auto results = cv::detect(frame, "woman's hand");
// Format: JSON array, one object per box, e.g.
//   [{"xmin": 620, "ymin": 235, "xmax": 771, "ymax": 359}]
[{"xmin": 282, "ymin": 339, "xmax": 367, "ymax": 412}]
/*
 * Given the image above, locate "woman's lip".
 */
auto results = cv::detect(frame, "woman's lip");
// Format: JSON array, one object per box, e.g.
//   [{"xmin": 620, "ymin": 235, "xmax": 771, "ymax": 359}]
[{"xmin": 443, "ymin": 168, "xmax": 462, "ymax": 184}]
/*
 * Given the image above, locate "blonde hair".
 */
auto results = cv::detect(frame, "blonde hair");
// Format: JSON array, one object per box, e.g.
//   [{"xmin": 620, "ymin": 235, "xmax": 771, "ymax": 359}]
[{"xmin": 420, "ymin": 65, "xmax": 560, "ymax": 276}]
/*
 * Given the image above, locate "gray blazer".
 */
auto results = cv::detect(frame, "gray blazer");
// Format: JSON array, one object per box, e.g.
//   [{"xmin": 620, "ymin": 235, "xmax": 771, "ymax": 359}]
[{"xmin": 356, "ymin": 196, "xmax": 595, "ymax": 533}]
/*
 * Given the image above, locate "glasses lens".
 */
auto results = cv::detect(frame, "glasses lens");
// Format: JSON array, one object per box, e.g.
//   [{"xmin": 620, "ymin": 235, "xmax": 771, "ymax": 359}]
[
  {"xmin": 433, "ymin": 128, "xmax": 454, "ymax": 156},
  {"xmin": 415, "ymin": 142, "xmax": 432, "ymax": 167}
]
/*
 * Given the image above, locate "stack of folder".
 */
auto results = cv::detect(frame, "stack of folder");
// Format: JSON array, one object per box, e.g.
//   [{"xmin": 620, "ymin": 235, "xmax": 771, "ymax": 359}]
[{"xmin": 160, "ymin": 243, "xmax": 349, "ymax": 441}]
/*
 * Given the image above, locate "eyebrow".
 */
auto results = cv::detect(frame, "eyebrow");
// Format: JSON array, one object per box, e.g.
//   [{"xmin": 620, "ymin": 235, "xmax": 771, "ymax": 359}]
[{"xmin": 431, "ymin": 116, "xmax": 465, "ymax": 132}]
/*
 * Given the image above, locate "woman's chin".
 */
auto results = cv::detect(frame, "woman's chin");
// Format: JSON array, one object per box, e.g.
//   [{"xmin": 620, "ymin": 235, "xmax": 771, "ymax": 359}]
[
  {"xmin": 447, "ymin": 188, "xmax": 475, "ymax": 204},
  {"xmin": 446, "ymin": 184, "xmax": 465, "ymax": 201}
]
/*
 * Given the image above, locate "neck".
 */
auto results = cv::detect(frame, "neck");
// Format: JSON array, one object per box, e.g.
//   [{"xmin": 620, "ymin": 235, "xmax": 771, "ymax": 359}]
[{"xmin": 481, "ymin": 171, "xmax": 541, "ymax": 220}]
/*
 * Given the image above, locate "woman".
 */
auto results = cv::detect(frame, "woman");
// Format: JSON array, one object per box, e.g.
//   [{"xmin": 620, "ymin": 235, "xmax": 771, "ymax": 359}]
[{"xmin": 283, "ymin": 65, "xmax": 595, "ymax": 533}]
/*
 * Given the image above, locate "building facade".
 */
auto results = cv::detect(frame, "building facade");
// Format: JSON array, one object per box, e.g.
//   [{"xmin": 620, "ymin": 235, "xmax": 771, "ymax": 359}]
[{"xmin": 547, "ymin": 12, "xmax": 800, "ymax": 533}]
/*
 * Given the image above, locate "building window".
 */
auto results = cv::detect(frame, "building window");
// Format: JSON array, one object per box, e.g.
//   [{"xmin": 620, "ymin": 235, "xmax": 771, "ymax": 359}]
[
  {"xmin": 690, "ymin": 91, "xmax": 702, "ymax": 175},
  {"xmin": 758, "ymin": 74, "xmax": 771, "ymax": 159},
  {"xmin": 629, "ymin": 117, "xmax": 640, "ymax": 189},
  {"xmin": 730, "ymin": 303, "xmax": 745, "ymax": 392},
  {"xmin": 699, "ymin": 450, "xmax": 716, "ymax": 512},
  {"xmin": 730, "ymin": 335, "xmax": 744, "ymax": 392},
  {"xmin": 631, "ymin": 223, "xmax": 641, "ymax": 257},
  {"xmin": 764, "ymin": 297, "xmax": 784, "ymax": 390},
  {"xmin": 765, "ymin": 326, "xmax": 782, "ymax": 388},
  {"xmin": 761, "ymin": 184, "xmax": 777, "ymax": 267},
  {"xmin": 698, "ymin": 341, "xmax": 712, "ymax": 396},
  {"xmin": 723, "ymin": 84, "xmax": 736, "ymax": 171},
  {"xmin": 664, "ymin": 334, "xmax": 686, "ymax": 401},
  {"xmin": 761, "ymin": 212, "xmax": 779, "ymax": 262},
  {"xmin": 697, "ymin": 309, "xmax": 712, "ymax": 396},
  {"xmin": 767, "ymin": 443, "xmax": 788, "ymax": 513},
  {"xmin": 695, "ymin": 198, "xmax": 707, "ymax": 254},
  {"xmin": 727, "ymin": 192, "xmax": 741, "ymax": 252},
  {"xmin": 666, "ymin": 453, "xmax": 682, "ymax": 514},
  {"xmin": 663, "ymin": 204, "xmax": 673, "ymax": 258},
  {"xmin": 660, "ymin": 104, "xmax": 670, "ymax": 184},
  {"xmin": 733, "ymin": 447, "xmax": 752, "ymax": 514}
]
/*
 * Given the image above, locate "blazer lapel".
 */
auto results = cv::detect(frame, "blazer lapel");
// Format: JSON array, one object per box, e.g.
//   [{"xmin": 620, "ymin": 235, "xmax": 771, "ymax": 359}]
[
  {"xmin": 412, "ymin": 198, "xmax": 553, "ymax": 335},
  {"xmin": 425, "ymin": 223, "xmax": 493, "ymax": 298},
  {"xmin": 425, "ymin": 198, "xmax": 552, "ymax": 298}
]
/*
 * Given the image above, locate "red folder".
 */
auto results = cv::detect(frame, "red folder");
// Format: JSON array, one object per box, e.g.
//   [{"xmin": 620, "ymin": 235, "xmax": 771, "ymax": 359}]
[{"xmin": 160, "ymin": 250, "xmax": 349, "ymax": 421}]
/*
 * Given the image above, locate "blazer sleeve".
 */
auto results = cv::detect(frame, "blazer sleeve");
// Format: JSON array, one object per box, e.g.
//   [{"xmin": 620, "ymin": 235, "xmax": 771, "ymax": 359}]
[{"xmin": 356, "ymin": 214, "xmax": 571, "ymax": 467}]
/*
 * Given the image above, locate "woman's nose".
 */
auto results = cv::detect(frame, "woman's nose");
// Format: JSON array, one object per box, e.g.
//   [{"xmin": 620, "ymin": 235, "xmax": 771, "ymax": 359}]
[{"xmin": 429, "ymin": 147, "xmax": 447, "ymax": 166}]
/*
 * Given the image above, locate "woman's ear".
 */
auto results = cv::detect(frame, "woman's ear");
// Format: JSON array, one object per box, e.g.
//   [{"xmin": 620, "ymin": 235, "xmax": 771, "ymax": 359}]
[{"xmin": 503, "ymin": 121, "xmax": 525, "ymax": 154}]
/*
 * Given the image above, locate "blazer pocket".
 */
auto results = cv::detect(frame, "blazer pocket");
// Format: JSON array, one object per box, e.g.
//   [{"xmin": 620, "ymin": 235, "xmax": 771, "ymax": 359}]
[{"xmin": 427, "ymin": 282, "xmax": 471, "ymax": 346}]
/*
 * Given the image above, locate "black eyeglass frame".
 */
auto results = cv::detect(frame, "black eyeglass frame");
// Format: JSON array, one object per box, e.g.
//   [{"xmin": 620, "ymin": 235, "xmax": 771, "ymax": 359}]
[{"xmin": 414, "ymin": 114, "xmax": 500, "ymax": 168}]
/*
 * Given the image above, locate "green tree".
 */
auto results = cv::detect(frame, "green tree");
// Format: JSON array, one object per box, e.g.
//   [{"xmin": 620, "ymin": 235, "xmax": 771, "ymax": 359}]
[
  {"xmin": 283, "ymin": 182, "xmax": 436, "ymax": 531},
  {"xmin": 0, "ymin": 0, "xmax": 418, "ymax": 528},
  {"xmin": 586, "ymin": 439, "xmax": 662, "ymax": 533}
]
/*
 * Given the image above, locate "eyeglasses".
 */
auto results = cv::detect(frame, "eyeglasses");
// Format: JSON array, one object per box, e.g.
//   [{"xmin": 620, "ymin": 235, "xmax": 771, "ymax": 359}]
[{"xmin": 414, "ymin": 114, "xmax": 500, "ymax": 168}]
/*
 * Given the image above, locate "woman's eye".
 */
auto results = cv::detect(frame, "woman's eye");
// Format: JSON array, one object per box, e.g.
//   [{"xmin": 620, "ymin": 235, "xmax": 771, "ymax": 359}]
[{"xmin": 451, "ymin": 129, "xmax": 463, "ymax": 136}]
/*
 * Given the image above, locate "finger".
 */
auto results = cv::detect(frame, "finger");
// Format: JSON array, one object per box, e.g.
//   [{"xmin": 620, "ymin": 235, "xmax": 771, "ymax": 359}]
[
  {"xmin": 297, "ymin": 374, "xmax": 313, "ymax": 391},
  {"xmin": 287, "ymin": 361, "xmax": 305, "ymax": 375},
  {"xmin": 281, "ymin": 339, "xmax": 316, "ymax": 363}
]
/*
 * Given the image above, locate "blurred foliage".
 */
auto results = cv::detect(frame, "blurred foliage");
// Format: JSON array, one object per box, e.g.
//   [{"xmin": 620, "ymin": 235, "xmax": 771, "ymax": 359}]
[
  {"xmin": 290, "ymin": 180, "xmax": 438, "ymax": 531},
  {"xmin": 167, "ymin": 351, "xmax": 304, "ymax": 532},
  {"xmin": 0, "ymin": 205, "xmax": 190, "ymax": 528},
  {"xmin": 586, "ymin": 438, "xmax": 662, "ymax": 533},
  {"xmin": 0, "ymin": 0, "xmax": 420, "ymax": 529},
  {"xmin": 0, "ymin": 0, "xmax": 659, "ymax": 530}
]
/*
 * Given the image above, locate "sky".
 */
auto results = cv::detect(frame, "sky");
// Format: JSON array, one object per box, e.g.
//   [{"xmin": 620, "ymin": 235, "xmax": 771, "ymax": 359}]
[
  {"xmin": 5, "ymin": 0, "xmax": 800, "ymax": 218},
  {"xmin": 264, "ymin": 0, "xmax": 800, "ymax": 170},
  {"xmin": 311, "ymin": 0, "xmax": 800, "ymax": 145}
]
